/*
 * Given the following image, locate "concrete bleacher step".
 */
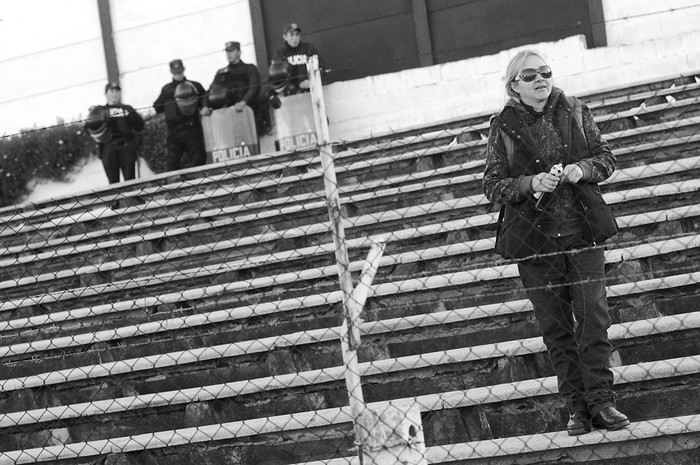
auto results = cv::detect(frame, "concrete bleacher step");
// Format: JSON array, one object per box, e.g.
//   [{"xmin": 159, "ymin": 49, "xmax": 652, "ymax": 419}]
[
  {"xmin": 2, "ymin": 353, "xmax": 698, "ymax": 463},
  {"xmin": 3, "ymin": 338, "xmax": 698, "ymax": 427},
  {"xmin": 1, "ymin": 217, "xmax": 698, "ymax": 349},
  {"xmin": 422, "ymin": 415, "xmax": 700, "ymax": 464},
  {"xmin": 1, "ymin": 152, "xmax": 698, "ymax": 321},
  {"xmin": 3, "ymin": 194, "xmax": 698, "ymax": 309},
  {"xmin": 291, "ymin": 412, "xmax": 700, "ymax": 465},
  {"xmin": 590, "ymin": 85, "xmax": 700, "ymax": 119},
  {"xmin": 0, "ymin": 153, "xmax": 485, "ymax": 258},
  {"xmin": 583, "ymin": 73, "xmax": 700, "ymax": 109}
]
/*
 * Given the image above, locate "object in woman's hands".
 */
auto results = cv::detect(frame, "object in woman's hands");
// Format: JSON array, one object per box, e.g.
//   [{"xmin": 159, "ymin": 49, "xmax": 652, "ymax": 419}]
[{"xmin": 534, "ymin": 163, "xmax": 563, "ymax": 211}]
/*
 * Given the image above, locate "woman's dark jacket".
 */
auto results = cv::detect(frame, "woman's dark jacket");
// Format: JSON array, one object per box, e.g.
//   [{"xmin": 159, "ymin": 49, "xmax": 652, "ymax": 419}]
[{"xmin": 483, "ymin": 87, "xmax": 617, "ymax": 249}]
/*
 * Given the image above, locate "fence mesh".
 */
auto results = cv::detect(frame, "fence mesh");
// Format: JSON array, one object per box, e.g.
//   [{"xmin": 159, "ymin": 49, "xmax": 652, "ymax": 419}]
[{"xmin": 0, "ymin": 70, "xmax": 699, "ymax": 465}]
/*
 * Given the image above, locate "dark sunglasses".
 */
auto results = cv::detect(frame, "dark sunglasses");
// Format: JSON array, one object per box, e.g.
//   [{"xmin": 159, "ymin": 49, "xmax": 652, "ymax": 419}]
[{"xmin": 515, "ymin": 66, "xmax": 553, "ymax": 82}]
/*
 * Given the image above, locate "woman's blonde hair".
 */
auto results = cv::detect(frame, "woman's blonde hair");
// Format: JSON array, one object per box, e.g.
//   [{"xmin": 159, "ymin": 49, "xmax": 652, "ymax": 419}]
[{"xmin": 504, "ymin": 49, "xmax": 547, "ymax": 99}]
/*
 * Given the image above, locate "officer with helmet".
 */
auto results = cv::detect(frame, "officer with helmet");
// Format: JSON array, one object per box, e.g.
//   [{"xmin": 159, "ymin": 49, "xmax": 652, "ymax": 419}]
[
  {"xmin": 264, "ymin": 22, "xmax": 322, "ymax": 119},
  {"xmin": 201, "ymin": 41, "xmax": 268, "ymax": 134},
  {"xmin": 85, "ymin": 82, "xmax": 144, "ymax": 185},
  {"xmin": 153, "ymin": 59, "xmax": 207, "ymax": 171},
  {"xmin": 270, "ymin": 23, "xmax": 321, "ymax": 96}
]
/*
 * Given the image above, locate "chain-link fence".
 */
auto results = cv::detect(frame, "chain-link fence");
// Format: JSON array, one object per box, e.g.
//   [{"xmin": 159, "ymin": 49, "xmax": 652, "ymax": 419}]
[{"xmin": 0, "ymin": 60, "xmax": 699, "ymax": 465}]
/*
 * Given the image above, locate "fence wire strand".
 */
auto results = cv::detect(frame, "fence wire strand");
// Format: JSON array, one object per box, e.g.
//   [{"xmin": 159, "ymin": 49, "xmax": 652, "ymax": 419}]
[{"xmin": 0, "ymin": 69, "xmax": 699, "ymax": 465}]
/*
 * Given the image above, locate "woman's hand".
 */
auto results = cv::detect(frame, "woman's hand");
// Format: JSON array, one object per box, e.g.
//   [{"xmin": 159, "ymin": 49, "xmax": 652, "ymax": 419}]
[
  {"xmin": 530, "ymin": 172, "xmax": 560, "ymax": 193},
  {"xmin": 560, "ymin": 164, "xmax": 584, "ymax": 183}
]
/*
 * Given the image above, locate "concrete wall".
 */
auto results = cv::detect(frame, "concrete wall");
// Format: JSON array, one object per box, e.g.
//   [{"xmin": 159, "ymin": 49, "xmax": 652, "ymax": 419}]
[
  {"xmin": 1, "ymin": 0, "xmax": 699, "ymax": 139},
  {"xmin": 603, "ymin": 0, "xmax": 700, "ymax": 45},
  {"xmin": 325, "ymin": 29, "xmax": 700, "ymax": 141}
]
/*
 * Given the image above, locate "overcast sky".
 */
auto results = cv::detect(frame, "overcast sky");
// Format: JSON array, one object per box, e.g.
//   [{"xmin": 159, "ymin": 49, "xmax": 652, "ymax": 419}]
[{"xmin": 0, "ymin": 0, "xmax": 99, "ymax": 62}]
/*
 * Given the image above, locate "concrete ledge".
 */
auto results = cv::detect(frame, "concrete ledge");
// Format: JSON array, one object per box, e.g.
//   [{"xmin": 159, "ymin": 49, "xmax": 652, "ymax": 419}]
[
  {"xmin": 426, "ymin": 414, "xmax": 700, "ymax": 464},
  {"xmin": 325, "ymin": 32, "xmax": 700, "ymax": 142},
  {"xmin": 1, "ymin": 353, "xmax": 698, "ymax": 439}
]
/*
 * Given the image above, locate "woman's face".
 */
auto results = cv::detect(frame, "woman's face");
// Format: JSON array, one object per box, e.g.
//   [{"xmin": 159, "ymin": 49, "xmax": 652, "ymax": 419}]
[{"xmin": 511, "ymin": 55, "xmax": 552, "ymax": 108}]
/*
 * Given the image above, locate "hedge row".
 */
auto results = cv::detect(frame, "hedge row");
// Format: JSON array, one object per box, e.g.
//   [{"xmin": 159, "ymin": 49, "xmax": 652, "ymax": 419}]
[{"xmin": 0, "ymin": 115, "xmax": 169, "ymax": 208}]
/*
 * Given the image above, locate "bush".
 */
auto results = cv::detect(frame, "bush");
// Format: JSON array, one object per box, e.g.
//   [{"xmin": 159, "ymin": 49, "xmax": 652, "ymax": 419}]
[
  {"xmin": 0, "ymin": 124, "xmax": 90, "ymax": 207},
  {"xmin": 140, "ymin": 115, "xmax": 168, "ymax": 173},
  {"xmin": 0, "ymin": 114, "xmax": 169, "ymax": 208}
]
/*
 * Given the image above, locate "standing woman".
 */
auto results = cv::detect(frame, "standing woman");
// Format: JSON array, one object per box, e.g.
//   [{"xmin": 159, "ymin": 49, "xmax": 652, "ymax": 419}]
[{"xmin": 483, "ymin": 49, "xmax": 629, "ymax": 436}]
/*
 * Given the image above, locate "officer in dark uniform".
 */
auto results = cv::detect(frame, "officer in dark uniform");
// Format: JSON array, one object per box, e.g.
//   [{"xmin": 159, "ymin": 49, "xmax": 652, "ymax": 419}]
[
  {"xmin": 153, "ymin": 59, "xmax": 206, "ymax": 171},
  {"xmin": 270, "ymin": 23, "xmax": 321, "ymax": 95},
  {"xmin": 85, "ymin": 82, "xmax": 145, "ymax": 184},
  {"xmin": 201, "ymin": 41, "xmax": 261, "ymax": 120}
]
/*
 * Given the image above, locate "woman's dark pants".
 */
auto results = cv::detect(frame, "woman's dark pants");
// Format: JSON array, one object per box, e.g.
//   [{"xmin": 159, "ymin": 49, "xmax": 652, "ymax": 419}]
[{"xmin": 518, "ymin": 234, "xmax": 615, "ymax": 417}]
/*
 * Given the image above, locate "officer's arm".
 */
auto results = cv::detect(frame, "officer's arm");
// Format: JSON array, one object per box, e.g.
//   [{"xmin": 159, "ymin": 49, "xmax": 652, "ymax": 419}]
[
  {"xmin": 192, "ymin": 82, "xmax": 207, "ymax": 108},
  {"xmin": 271, "ymin": 48, "xmax": 285, "ymax": 64},
  {"xmin": 202, "ymin": 75, "xmax": 219, "ymax": 108},
  {"xmin": 153, "ymin": 87, "xmax": 167, "ymax": 114},
  {"xmin": 242, "ymin": 65, "xmax": 261, "ymax": 105},
  {"xmin": 127, "ymin": 106, "xmax": 145, "ymax": 132}
]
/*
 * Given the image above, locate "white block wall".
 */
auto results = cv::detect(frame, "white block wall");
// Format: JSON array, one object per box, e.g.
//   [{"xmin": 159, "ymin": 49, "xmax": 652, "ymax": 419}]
[
  {"xmin": 603, "ymin": 0, "xmax": 700, "ymax": 45},
  {"xmin": 324, "ymin": 31, "xmax": 700, "ymax": 142}
]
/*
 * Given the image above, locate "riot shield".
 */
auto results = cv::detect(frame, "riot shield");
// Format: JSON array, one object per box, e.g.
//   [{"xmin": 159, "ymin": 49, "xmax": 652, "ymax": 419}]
[
  {"xmin": 272, "ymin": 92, "xmax": 318, "ymax": 152},
  {"xmin": 202, "ymin": 105, "xmax": 259, "ymax": 164}
]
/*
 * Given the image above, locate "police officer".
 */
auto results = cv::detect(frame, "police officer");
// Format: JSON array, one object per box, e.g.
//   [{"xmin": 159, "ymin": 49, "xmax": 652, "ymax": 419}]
[
  {"xmin": 270, "ymin": 23, "xmax": 321, "ymax": 95},
  {"xmin": 153, "ymin": 59, "xmax": 206, "ymax": 171},
  {"xmin": 85, "ymin": 82, "xmax": 144, "ymax": 184},
  {"xmin": 201, "ymin": 41, "xmax": 261, "ymax": 118}
]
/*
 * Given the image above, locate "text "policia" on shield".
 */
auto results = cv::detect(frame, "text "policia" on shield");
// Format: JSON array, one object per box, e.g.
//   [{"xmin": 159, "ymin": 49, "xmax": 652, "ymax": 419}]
[
  {"xmin": 209, "ymin": 144, "xmax": 256, "ymax": 163},
  {"xmin": 278, "ymin": 132, "xmax": 318, "ymax": 152}
]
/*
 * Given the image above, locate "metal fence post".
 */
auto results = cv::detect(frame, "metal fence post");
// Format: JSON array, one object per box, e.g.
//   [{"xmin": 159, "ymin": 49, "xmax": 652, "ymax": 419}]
[
  {"xmin": 307, "ymin": 55, "xmax": 425, "ymax": 465},
  {"xmin": 307, "ymin": 54, "xmax": 366, "ymax": 418}
]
